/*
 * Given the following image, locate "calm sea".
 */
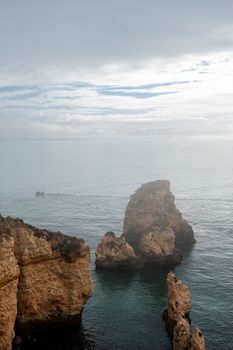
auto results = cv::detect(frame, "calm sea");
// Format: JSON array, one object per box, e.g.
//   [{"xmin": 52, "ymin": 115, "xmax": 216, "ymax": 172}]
[{"xmin": 0, "ymin": 137, "xmax": 233, "ymax": 350}]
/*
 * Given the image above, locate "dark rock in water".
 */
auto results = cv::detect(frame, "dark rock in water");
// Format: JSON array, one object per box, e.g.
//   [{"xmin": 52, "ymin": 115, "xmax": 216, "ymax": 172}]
[
  {"xmin": 0, "ymin": 215, "xmax": 93, "ymax": 350},
  {"xmin": 96, "ymin": 180, "xmax": 195, "ymax": 270},
  {"xmin": 13, "ymin": 336, "xmax": 22, "ymax": 347},
  {"xmin": 163, "ymin": 272, "xmax": 205, "ymax": 350},
  {"xmin": 13, "ymin": 323, "xmax": 94, "ymax": 350}
]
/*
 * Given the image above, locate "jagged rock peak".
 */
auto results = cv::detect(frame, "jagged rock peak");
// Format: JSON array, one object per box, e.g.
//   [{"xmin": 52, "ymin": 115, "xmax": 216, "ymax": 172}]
[{"xmin": 163, "ymin": 272, "xmax": 205, "ymax": 350}]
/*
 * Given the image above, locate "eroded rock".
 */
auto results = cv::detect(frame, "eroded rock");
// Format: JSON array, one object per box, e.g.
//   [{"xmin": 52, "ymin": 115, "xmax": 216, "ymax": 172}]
[
  {"xmin": 96, "ymin": 180, "xmax": 194, "ymax": 269},
  {"xmin": 0, "ymin": 215, "xmax": 93, "ymax": 350},
  {"xmin": 123, "ymin": 180, "xmax": 195, "ymax": 251},
  {"xmin": 163, "ymin": 272, "xmax": 205, "ymax": 350},
  {"xmin": 0, "ymin": 232, "xmax": 19, "ymax": 350},
  {"xmin": 96, "ymin": 232, "xmax": 137, "ymax": 269}
]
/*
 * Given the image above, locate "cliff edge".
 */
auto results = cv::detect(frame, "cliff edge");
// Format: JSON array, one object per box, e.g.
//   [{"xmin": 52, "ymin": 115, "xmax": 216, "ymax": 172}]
[{"xmin": 0, "ymin": 215, "xmax": 93, "ymax": 350}]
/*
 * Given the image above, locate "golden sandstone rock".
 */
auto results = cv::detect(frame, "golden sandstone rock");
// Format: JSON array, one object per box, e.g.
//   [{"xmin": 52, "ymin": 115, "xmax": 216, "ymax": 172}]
[
  {"xmin": 0, "ymin": 216, "xmax": 92, "ymax": 350},
  {"xmin": 96, "ymin": 231, "xmax": 137, "ymax": 269},
  {"xmin": 123, "ymin": 180, "xmax": 195, "ymax": 252},
  {"xmin": 163, "ymin": 272, "xmax": 205, "ymax": 350},
  {"xmin": 96, "ymin": 180, "xmax": 195, "ymax": 269}
]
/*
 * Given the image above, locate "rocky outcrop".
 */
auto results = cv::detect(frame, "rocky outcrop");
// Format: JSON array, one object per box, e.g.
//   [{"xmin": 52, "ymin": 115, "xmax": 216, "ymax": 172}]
[
  {"xmin": 95, "ymin": 232, "xmax": 137, "ymax": 269},
  {"xmin": 96, "ymin": 180, "xmax": 195, "ymax": 269},
  {"xmin": 123, "ymin": 180, "xmax": 195, "ymax": 251},
  {"xmin": 0, "ymin": 229, "xmax": 20, "ymax": 350},
  {"xmin": 163, "ymin": 272, "xmax": 205, "ymax": 350},
  {"xmin": 0, "ymin": 215, "xmax": 93, "ymax": 350}
]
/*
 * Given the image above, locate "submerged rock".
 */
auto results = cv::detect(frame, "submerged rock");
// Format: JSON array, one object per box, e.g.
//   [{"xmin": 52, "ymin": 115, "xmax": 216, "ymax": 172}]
[
  {"xmin": 0, "ymin": 215, "xmax": 93, "ymax": 350},
  {"xmin": 163, "ymin": 272, "xmax": 205, "ymax": 350},
  {"xmin": 96, "ymin": 180, "xmax": 195, "ymax": 269}
]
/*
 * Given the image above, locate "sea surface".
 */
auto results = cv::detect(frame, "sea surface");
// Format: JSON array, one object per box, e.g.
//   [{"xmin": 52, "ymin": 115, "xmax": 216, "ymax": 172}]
[{"xmin": 0, "ymin": 137, "xmax": 233, "ymax": 350}]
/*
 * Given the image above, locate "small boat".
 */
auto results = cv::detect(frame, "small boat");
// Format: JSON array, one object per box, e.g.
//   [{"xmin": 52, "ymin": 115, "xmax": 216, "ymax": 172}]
[{"xmin": 35, "ymin": 191, "xmax": 45, "ymax": 198}]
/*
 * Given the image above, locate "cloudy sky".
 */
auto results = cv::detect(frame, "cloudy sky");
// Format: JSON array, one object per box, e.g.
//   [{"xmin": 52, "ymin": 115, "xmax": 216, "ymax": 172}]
[{"xmin": 0, "ymin": 0, "xmax": 233, "ymax": 139}]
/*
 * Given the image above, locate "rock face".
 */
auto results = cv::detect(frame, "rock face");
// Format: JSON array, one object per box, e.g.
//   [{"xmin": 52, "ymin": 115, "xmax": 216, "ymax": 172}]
[
  {"xmin": 95, "ymin": 232, "xmax": 137, "ymax": 269},
  {"xmin": 96, "ymin": 180, "xmax": 195, "ymax": 269},
  {"xmin": 0, "ymin": 215, "xmax": 93, "ymax": 350},
  {"xmin": 163, "ymin": 272, "xmax": 205, "ymax": 350},
  {"xmin": 123, "ymin": 180, "xmax": 195, "ymax": 251},
  {"xmin": 0, "ymin": 228, "xmax": 19, "ymax": 350}
]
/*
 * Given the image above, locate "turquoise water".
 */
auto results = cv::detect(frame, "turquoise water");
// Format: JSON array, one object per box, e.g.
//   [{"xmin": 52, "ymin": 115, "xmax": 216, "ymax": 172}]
[{"xmin": 0, "ymin": 138, "xmax": 233, "ymax": 349}]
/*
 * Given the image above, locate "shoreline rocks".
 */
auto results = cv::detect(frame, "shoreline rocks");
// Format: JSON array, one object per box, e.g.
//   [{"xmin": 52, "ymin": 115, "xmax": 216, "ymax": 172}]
[
  {"xmin": 0, "ymin": 215, "xmax": 93, "ymax": 350},
  {"xmin": 163, "ymin": 272, "xmax": 205, "ymax": 350},
  {"xmin": 96, "ymin": 180, "xmax": 195, "ymax": 270}
]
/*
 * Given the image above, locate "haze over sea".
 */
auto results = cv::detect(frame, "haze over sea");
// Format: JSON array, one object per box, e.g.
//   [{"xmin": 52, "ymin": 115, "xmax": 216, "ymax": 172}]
[{"xmin": 0, "ymin": 137, "xmax": 233, "ymax": 350}]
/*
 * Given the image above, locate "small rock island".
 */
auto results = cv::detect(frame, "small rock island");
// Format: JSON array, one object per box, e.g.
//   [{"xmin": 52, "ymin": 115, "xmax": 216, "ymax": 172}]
[
  {"xmin": 96, "ymin": 180, "xmax": 195, "ymax": 269},
  {"xmin": 163, "ymin": 272, "xmax": 205, "ymax": 350},
  {"xmin": 0, "ymin": 215, "xmax": 92, "ymax": 350}
]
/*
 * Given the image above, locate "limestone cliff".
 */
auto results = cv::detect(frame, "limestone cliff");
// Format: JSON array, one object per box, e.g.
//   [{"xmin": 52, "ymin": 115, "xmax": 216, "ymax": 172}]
[
  {"xmin": 96, "ymin": 180, "xmax": 195, "ymax": 269},
  {"xmin": 163, "ymin": 272, "xmax": 205, "ymax": 350},
  {"xmin": 0, "ymin": 215, "xmax": 93, "ymax": 350}
]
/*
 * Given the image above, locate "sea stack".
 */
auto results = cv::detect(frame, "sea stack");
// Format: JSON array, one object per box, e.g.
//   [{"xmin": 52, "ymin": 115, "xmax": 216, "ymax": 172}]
[
  {"xmin": 163, "ymin": 272, "xmax": 205, "ymax": 350},
  {"xmin": 96, "ymin": 180, "xmax": 195, "ymax": 269},
  {"xmin": 0, "ymin": 215, "xmax": 93, "ymax": 350}
]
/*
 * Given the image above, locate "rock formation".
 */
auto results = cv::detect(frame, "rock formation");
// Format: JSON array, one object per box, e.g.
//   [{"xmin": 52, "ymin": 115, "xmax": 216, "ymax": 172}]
[
  {"xmin": 0, "ymin": 215, "xmax": 93, "ymax": 350},
  {"xmin": 95, "ymin": 232, "xmax": 137, "ymax": 269},
  {"xmin": 96, "ymin": 180, "xmax": 195, "ymax": 269},
  {"xmin": 123, "ymin": 180, "xmax": 195, "ymax": 251},
  {"xmin": 163, "ymin": 272, "xmax": 205, "ymax": 350}
]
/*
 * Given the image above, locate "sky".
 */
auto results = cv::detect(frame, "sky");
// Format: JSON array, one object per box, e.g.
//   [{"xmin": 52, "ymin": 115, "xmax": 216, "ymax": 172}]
[{"xmin": 0, "ymin": 0, "xmax": 233, "ymax": 139}]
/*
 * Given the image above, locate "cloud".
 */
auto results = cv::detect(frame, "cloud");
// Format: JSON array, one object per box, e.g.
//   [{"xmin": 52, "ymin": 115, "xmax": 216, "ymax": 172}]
[
  {"xmin": 1, "ymin": 0, "xmax": 233, "ymax": 69},
  {"xmin": 0, "ymin": 2, "xmax": 233, "ymax": 139},
  {"xmin": 0, "ymin": 52, "xmax": 233, "ymax": 139}
]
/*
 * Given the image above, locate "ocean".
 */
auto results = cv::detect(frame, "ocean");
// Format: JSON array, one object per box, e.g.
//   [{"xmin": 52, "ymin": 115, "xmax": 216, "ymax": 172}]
[{"xmin": 0, "ymin": 137, "xmax": 233, "ymax": 350}]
